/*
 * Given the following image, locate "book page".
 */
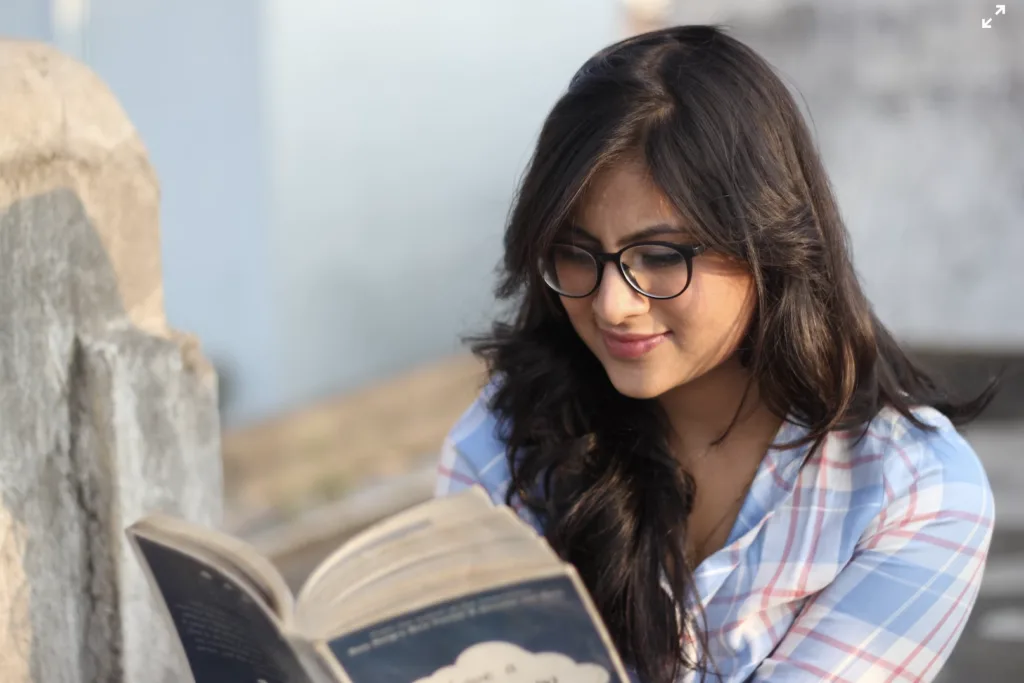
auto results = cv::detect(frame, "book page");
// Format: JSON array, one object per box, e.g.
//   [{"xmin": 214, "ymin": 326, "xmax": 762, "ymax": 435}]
[
  {"xmin": 297, "ymin": 506, "xmax": 535, "ymax": 618},
  {"xmin": 300, "ymin": 537, "xmax": 558, "ymax": 638},
  {"xmin": 298, "ymin": 485, "xmax": 494, "ymax": 604}
]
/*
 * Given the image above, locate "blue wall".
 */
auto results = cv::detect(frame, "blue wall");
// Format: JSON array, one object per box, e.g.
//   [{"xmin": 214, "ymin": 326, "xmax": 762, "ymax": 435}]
[
  {"xmin": 4, "ymin": 1, "xmax": 618, "ymax": 425},
  {"xmin": 261, "ymin": 0, "xmax": 620, "ymax": 414},
  {"xmin": 6, "ymin": 1, "xmax": 1022, "ymax": 426},
  {"xmin": 84, "ymin": 0, "xmax": 276, "ymax": 423},
  {"xmin": 0, "ymin": 0, "xmax": 50, "ymax": 40}
]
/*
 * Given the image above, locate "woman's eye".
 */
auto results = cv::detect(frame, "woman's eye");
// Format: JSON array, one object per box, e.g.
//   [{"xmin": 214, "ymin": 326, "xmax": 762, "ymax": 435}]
[
  {"xmin": 554, "ymin": 248, "xmax": 592, "ymax": 264},
  {"xmin": 640, "ymin": 252, "xmax": 685, "ymax": 268}
]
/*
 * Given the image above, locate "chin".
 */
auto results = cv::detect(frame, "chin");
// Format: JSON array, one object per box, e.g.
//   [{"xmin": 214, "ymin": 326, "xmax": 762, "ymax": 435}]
[{"xmin": 603, "ymin": 363, "xmax": 677, "ymax": 400}]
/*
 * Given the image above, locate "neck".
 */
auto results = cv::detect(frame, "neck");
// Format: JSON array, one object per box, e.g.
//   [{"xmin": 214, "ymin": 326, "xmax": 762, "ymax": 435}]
[{"xmin": 658, "ymin": 354, "xmax": 781, "ymax": 462}]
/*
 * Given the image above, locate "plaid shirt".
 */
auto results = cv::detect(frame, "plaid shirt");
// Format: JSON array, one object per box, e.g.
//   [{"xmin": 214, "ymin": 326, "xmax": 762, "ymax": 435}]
[{"xmin": 435, "ymin": 383, "xmax": 995, "ymax": 682}]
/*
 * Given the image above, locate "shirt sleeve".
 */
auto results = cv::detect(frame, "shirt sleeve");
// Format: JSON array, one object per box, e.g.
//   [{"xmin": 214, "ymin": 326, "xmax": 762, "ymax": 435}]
[
  {"xmin": 434, "ymin": 435, "xmax": 484, "ymax": 497},
  {"xmin": 749, "ymin": 427, "xmax": 995, "ymax": 683}
]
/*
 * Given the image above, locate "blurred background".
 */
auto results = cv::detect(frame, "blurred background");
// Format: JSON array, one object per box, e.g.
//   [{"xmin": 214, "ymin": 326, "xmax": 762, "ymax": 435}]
[{"xmin": 2, "ymin": 0, "xmax": 1022, "ymax": 679}]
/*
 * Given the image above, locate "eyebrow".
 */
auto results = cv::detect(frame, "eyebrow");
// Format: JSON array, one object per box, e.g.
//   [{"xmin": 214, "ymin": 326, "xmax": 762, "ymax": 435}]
[{"xmin": 566, "ymin": 223, "xmax": 689, "ymax": 249}]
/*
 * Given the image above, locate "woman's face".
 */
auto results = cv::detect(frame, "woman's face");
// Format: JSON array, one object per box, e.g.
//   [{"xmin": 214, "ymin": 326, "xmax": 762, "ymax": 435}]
[{"xmin": 558, "ymin": 158, "xmax": 756, "ymax": 400}]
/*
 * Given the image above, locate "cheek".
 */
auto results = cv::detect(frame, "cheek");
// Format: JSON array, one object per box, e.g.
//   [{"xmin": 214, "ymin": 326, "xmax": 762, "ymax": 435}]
[
  {"xmin": 560, "ymin": 299, "xmax": 595, "ymax": 334},
  {"xmin": 653, "ymin": 294, "xmax": 696, "ymax": 331},
  {"xmin": 679, "ymin": 268, "xmax": 755, "ymax": 350}
]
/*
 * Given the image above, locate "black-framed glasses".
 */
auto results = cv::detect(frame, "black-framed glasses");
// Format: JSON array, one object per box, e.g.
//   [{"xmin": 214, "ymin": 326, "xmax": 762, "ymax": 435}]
[{"xmin": 539, "ymin": 241, "xmax": 707, "ymax": 299}]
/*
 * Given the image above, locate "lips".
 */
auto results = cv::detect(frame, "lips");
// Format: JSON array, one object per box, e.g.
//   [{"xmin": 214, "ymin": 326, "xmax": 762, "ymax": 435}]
[{"xmin": 600, "ymin": 330, "xmax": 670, "ymax": 360}]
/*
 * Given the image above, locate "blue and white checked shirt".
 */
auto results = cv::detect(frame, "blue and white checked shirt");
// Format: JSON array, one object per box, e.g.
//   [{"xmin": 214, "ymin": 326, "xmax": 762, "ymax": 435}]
[{"xmin": 434, "ymin": 383, "xmax": 994, "ymax": 682}]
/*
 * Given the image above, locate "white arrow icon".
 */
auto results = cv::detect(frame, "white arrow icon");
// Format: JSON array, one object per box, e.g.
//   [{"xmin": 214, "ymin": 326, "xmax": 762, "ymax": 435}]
[
  {"xmin": 996, "ymin": 5, "xmax": 1006, "ymax": 14},
  {"xmin": 983, "ymin": 17, "xmax": 993, "ymax": 27}
]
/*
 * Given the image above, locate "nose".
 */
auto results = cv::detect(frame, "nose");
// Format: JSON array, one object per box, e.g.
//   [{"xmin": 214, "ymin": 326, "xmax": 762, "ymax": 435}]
[{"xmin": 591, "ymin": 262, "xmax": 649, "ymax": 325}]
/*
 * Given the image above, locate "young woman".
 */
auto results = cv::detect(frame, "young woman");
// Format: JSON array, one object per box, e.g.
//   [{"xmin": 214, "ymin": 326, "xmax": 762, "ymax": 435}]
[{"xmin": 435, "ymin": 25, "xmax": 996, "ymax": 683}]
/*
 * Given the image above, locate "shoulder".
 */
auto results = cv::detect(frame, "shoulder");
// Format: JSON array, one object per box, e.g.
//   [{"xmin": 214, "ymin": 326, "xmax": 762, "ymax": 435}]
[
  {"xmin": 861, "ymin": 406, "xmax": 991, "ymax": 495},
  {"xmin": 435, "ymin": 380, "xmax": 546, "ymax": 530},
  {"xmin": 838, "ymin": 405, "xmax": 995, "ymax": 535},
  {"xmin": 436, "ymin": 379, "xmax": 514, "ymax": 502}
]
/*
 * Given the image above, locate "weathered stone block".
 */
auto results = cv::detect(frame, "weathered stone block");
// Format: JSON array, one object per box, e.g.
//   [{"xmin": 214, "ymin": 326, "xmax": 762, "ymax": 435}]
[{"xmin": 0, "ymin": 41, "xmax": 222, "ymax": 683}]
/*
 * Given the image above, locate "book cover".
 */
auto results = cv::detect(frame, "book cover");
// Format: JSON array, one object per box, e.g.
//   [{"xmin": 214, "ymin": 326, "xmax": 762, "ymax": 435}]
[
  {"xmin": 133, "ymin": 536, "xmax": 312, "ymax": 683},
  {"xmin": 327, "ymin": 574, "xmax": 628, "ymax": 683}
]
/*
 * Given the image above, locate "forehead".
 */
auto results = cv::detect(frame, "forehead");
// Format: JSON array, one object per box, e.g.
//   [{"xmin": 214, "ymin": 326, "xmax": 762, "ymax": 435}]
[{"xmin": 574, "ymin": 158, "xmax": 683, "ymax": 237}]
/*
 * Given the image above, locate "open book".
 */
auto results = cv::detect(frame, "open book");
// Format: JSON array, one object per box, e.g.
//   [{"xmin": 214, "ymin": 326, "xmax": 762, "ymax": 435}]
[{"xmin": 126, "ymin": 485, "xmax": 631, "ymax": 683}]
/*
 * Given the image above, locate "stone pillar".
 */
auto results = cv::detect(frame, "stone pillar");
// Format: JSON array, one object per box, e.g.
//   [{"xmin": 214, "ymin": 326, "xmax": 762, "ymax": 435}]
[
  {"xmin": 0, "ymin": 40, "xmax": 222, "ymax": 683},
  {"xmin": 620, "ymin": 0, "xmax": 673, "ymax": 36}
]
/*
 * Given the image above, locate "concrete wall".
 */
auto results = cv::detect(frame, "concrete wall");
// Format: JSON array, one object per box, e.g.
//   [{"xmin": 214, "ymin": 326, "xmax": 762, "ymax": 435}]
[
  {"xmin": 2, "ymin": 0, "xmax": 277, "ymax": 423},
  {"xmin": 0, "ymin": 0, "xmax": 50, "ymax": 41},
  {"xmin": 261, "ymin": 0, "xmax": 621, "ymax": 412},
  {"xmin": 4, "ymin": 0, "xmax": 1018, "ymax": 424},
  {"xmin": 677, "ymin": 0, "xmax": 1024, "ymax": 351},
  {"xmin": 83, "ymin": 0, "xmax": 277, "ymax": 422},
  {"xmin": 5, "ymin": 0, "xmax": 620, "ymax": 424}
]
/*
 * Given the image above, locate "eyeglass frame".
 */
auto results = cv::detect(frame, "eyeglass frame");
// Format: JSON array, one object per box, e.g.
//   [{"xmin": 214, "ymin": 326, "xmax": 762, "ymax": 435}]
[{"xmin": 540, "ymin": 241, "xmax": 708, "ymax": 300}]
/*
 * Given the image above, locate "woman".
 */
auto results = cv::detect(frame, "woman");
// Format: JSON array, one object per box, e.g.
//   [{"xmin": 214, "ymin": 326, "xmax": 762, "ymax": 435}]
[{"xmin": 435, "ymin": 25, "xmax": 996, "ymax": 682}]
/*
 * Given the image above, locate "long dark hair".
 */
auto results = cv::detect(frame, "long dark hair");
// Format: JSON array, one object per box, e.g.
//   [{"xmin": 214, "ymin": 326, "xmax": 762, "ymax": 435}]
[{"xmin": 467, "ymin": 25, "xmax": 997, "ymax": 682}]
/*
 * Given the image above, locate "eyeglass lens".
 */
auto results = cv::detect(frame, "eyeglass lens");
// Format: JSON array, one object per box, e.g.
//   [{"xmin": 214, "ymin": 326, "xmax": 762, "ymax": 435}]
[{"xmin": 541, "ymin": 243, "xmax": 692, "ymax": 298}]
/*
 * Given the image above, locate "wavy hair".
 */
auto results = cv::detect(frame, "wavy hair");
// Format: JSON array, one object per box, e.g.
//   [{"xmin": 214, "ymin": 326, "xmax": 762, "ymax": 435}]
[{"xmin": 467, "ymin": 25, "xmax": 997, "ymax": 682}]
